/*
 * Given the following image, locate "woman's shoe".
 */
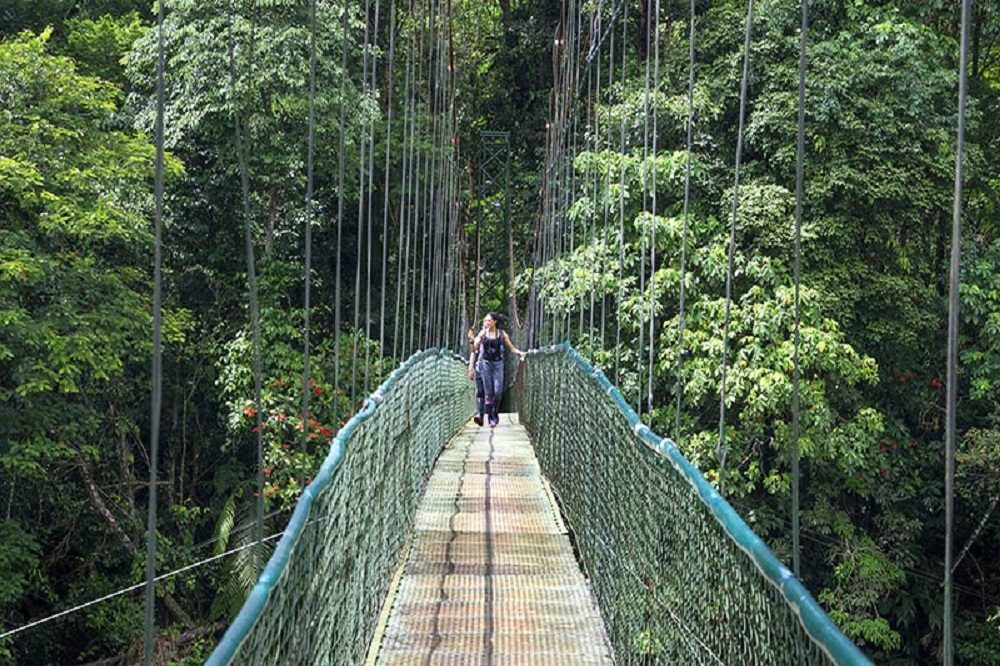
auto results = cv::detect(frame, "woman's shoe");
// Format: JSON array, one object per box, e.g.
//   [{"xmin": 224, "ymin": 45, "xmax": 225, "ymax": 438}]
[{"xmin": 473, "ymin": 414, "xmax": 483, "ymax": 426}]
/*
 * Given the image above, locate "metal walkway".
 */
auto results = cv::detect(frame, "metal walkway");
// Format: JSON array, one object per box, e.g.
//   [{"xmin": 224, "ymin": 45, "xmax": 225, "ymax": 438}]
[{"xmin": 373, "ymin": 414, "xmax": 613, "ymax": 665}]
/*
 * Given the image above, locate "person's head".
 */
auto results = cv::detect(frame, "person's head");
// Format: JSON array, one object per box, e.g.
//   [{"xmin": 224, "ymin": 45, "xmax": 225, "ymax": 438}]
[{"xmin": 483, "ymin": 312, "xmax": 504, "ymax": 332}]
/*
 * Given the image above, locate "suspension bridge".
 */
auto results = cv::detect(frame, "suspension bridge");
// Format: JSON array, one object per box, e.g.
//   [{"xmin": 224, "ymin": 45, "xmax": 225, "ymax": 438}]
[
  {"xmin": 203, "ymin": 346, "xmax": 871, "ymax": 665},
  {"xmin": 0, "ymin": 0, "xmax": 975, "ymax": 661}
]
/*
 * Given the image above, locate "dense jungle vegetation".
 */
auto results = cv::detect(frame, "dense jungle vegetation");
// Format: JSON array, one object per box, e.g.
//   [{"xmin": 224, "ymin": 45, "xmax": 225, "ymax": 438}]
[{"xmin": 1, "ymin": 0, "xmax": 998, "ymax": 663}]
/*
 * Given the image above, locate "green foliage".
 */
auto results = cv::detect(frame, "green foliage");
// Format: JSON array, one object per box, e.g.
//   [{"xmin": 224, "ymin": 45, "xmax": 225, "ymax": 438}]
[
  {"xmin": 961, "ymin": 236, "xmax": 1000, "ymax": 425},
  {"xmin": 0, "ymin": 521, "xmax": 40, "ymax": 607},
  {"xmin": 65, "ymin": 12, "xmax": 146, "ymax": 83},
  {"xmin": 818, "ymin": 522, "xmax": 906, "ymax": 652}
]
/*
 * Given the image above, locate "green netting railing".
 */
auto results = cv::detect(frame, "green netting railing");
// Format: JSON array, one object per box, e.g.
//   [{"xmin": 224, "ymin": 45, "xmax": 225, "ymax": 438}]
[
  {"xmin": 514, "ymin": 343, "xmax": 872, "ymax": 666},
  {"xmin": 206, "ymin": 348, "xmax": 473, "ymax": 665}
]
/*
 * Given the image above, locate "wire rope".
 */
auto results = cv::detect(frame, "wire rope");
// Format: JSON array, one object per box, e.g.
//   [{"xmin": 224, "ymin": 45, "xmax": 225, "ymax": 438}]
[
  {"xmin": 791, "ymin": 0, "xmax": 808, "ymax": 579},
  {"xmin": 599, "ymin": 16, "xmax": 614, "ymax": 350},
  {"xmin": 352, "ymin": 0, "xmax": 372, "ymax": 405},
  {"xmin": 718, "ymin": 0, "xmax": 754, "ymax": 497},
  {"xmin": 3, "ymin": 529, "xmax": 288, "ymax": 643},
  {"xmin": 142, "ymin": 0, "xmax": 166, "ymax": 659},
  {"xmin": 364, "ymin": 0, "xmax": 382, "ymax": 394},
  {"xmin": 393, "ymin": 0, "xmax": 415, "ymax": 362},
  {"xmin": 646, "ymin": 0, "xmax": 660, "ymax": 416},
  {"xmin": 333, "ymin": 0, "xmax": 349, "ymax": 425},
  {"xmin": 614, "ymin": 0, "xmax": 627, "ymax": 385},
  {"xmin": 944, "ymin": 0, "xmax": 972, "ymax": 661},
  {"xmin": 300, "ymin": 0, "xmax": 318, "ymax": 467},
  {"xmin": 675, "ymin": 0, "xmax": 695, "ymax": 451}
]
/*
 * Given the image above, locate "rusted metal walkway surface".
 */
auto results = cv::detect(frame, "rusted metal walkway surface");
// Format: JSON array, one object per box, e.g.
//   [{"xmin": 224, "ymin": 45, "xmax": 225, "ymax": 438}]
[{"xmin": 373, "ymin": 414, "xmax": 613, "ymax": 665}]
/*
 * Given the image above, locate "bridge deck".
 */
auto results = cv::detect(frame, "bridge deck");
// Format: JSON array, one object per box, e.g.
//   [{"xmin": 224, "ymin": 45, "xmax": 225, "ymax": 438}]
[{"xmin": 373, "ymin": 414, "xmax": 613, "ymax": 665}]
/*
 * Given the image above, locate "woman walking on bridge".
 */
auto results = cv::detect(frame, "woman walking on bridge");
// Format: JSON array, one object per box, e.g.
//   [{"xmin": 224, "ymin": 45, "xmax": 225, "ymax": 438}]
[{"xmin": 468, "ymin": 312, "xmax": 525, "ymax": 428}]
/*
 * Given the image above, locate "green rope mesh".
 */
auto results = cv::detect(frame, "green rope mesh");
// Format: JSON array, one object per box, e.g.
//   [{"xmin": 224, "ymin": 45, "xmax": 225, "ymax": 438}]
[
  {"xmin": 206, "ymin": 349, "xmax": 473, "ymax": 666},
  {"xmin": 514, "ymin": 344, "xmax": 872, "ymax": 666}
]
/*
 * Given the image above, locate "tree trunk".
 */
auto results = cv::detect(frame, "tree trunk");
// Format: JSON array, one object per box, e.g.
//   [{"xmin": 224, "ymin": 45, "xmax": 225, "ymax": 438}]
[
  {"xmin": 75, "ymin": 453, "xmax": 196, "ymax": 629},
  {"xmin": 497, "ymin": 0, "xmax": 511, "ymax": 27}
]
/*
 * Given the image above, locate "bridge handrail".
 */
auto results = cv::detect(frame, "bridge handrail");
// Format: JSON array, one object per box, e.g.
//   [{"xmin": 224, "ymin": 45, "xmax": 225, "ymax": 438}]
[
  {"xmin": 523, "ymin": 343, "xmax": 872, "ymax": 665},
  {"xmin": 206, "ymin": 348, "xmax": 470, "ymax": 665}
]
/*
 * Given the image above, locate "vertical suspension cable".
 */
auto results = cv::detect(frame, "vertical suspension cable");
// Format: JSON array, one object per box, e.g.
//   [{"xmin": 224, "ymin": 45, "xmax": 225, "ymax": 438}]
[
  {"xmin": 334, "ymin": 0, "xmax": 348, "ymax": 420},
  {"xmin": 637, "ymin": 0, "xmax": 651, "ymax": 412},
  {"xmin": 600, "ymin": 18, "xmax": 614, "ymax": 349},
  {"xmin": 227, "ymin": 0, "xmax": 266, "ymax": 577},
  {"xmin": 718, "ymin": 0, "xmax": 754, "ymax": 496},
  {"xmin": 364, "ymin": 0, "xmax": 382, "ymax": 391},
  {"xmin": 791, "ymin": 0, "xmax": 808, "ymax": 579},
  {"xmin": 386, "ymin": 0, "xmax": 413, "ymax": 362},
  {"xmin": 432, "ymin": 5, "xmax": 448, "ymax": 347},
  {"xmin": 416, "ymin": 0, "xmax": 431, "ymax": 348},
  {"xmin": 404, "ymin": 4, "xmax": 421, "ymax": 356},
  {"xmin": 142, "ymin": 0, "xmax": 166, "ymax": 661},
  {"xmin": 589, "ymin": 39, "xmax": 601, "ymax": 344},
  {"xmin": 301, "ymin": 0, "xmax": 318, "ymax": 463},
  {"xmin": 675, "ymin": 0, "xmax": 695, "ymax": 445},
  {"xmin": 352, "ymin": 0, "xmax": 371, "ymax": 403},
  {"xmin": 407, "ymin": 14, "xmax": 422, "ymax": 356},
  {"xmin": 381, "ymin": 0, "xmax": 398, "ymax": 363},
  {"xmin": 424, "ymin": 2, "xmax": 436, "ymax": 348},
  {"xmin": 614, "ymin": 0, "xmax": 627, "ymax": 384},
  {"xmin": 944, "ymin": 1, "xmax": 971, "ymax": 662},
  {"xmin": 579, "ymin": 62, "xmax": 592, "ymax": 340},
  {"xmin": 427, "ymin": 0, "xmax": 440, "ymax": 346},
  {"xmin": 446, "ymin": 9, "xmax": 458, "ymax": 348},
  {"xmin": 646, "ymin": 0, "xmax": 660, "ymax": 415}
]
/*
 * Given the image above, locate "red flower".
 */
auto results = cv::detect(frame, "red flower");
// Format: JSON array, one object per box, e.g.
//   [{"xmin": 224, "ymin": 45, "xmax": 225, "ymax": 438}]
[
  {"xmin": 281, "ymin": 442, "xmax": 291, "ymax": 450},
  {"xmin": 928, "ymin": 378, "xmax": 943, "ymax": 390},
  {"xmin": 313, "ymin": 385, "xmax": 323, "ymax": 397},
  {"xmin": 244, "ymin": 405, "xmax": 257, "ymax": 418}
]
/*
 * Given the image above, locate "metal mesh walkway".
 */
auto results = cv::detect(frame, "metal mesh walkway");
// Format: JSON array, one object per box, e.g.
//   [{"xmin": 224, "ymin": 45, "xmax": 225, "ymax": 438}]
[{"xmin": 373, "ymin": 414, "xmax": 613, "ymax": 664}]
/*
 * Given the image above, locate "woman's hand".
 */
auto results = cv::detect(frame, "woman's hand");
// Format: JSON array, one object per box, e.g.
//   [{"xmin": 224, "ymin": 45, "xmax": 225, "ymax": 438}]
[
  {"xmin": 468, "ymin": 367, "xmax": 475, "ymax": 380},
  {"xmin": 518, "ymin": 352, "xmax": 526, "ymax": 362}
]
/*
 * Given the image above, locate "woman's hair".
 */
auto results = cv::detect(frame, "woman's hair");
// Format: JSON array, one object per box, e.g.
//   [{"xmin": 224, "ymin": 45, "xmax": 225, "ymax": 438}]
[{"xmin": 486, "ymin": 311, "xmax": 506, "ymax": 330}]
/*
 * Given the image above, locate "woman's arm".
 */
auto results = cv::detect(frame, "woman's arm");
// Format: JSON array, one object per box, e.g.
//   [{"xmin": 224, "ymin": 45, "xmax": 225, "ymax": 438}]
[
  {"xmin": 503, "ymin": 331, "xmax": 526, "ymax": 360},
  {"xmin": 468, "ymin": 348, "xmax": 476, "ymax": 379}
]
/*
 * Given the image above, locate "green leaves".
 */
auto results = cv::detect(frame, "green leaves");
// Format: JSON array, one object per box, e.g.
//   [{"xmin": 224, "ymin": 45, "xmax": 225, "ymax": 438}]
[{"xmin": 0, "ymin": 520, "xmax": 41, "ymax": 607}]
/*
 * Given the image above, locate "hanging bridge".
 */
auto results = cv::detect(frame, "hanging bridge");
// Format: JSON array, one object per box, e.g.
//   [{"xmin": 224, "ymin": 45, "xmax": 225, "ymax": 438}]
[{"xmin": 203, "ymin": 346, "xmax": 870, "ymax": 665}]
